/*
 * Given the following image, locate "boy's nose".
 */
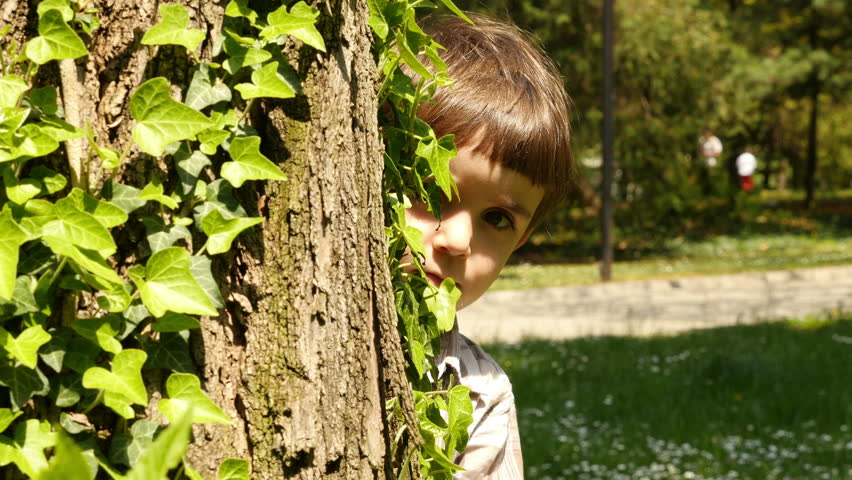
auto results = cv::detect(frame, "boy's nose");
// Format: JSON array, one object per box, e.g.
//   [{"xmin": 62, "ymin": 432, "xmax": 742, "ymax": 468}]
[{"xmin": 432, "ymin": 211, "xmax": 473, "ymax": 257}]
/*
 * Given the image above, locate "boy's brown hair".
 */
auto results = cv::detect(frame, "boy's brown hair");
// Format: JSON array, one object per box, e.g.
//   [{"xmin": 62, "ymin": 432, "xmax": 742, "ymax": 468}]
[{"xmin": 419, "ymin": 13, "xmax": 575, "ymax": 229}]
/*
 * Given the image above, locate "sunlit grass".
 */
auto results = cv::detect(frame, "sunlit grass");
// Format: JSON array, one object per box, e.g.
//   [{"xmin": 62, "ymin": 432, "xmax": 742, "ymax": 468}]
[
  {"xmin": 485, "ymin": 314, "xmax": 852, "ymax": 480},
  {"xmin": 495, "ymin": 234, "xmax": 852, "ymax": 290}
]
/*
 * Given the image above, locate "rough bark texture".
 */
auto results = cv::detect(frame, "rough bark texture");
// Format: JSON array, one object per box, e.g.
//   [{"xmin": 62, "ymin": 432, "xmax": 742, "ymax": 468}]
[{"xmin": 7, "ymin": 0, "xmax": 415, "ymax": 478}]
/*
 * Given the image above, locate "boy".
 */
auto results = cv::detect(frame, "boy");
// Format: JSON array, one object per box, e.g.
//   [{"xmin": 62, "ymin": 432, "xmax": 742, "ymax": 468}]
[{"xmin": 405, "ymin": 13, "xmax": 574, "ymax": 479}]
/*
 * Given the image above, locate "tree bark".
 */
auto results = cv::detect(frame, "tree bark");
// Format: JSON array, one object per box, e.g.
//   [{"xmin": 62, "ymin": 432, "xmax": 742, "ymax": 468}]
[
  {"xmin": 8, "ymin": 1, "xmax": 411, "ymax": 478},
  {"xmin": 188, "ymin": 1, "xmax": 410, "ymax": 477}
]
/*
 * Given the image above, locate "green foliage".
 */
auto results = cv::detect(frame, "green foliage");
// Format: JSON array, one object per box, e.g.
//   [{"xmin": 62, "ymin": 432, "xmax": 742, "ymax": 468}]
[
  {"xmin": 1, "ymin": 0, "xmax": 475, "ymax": 477},
  {"xmin": 369, "ymin": 0, "xmax": 473, "ymax": 476},
  {"xmin": 141, "ymin": 4, "xmax": 206, "ymax": 53},
  {"xmin": 0, "ymin": 0, "xmax": 314, "ymax": 477}
]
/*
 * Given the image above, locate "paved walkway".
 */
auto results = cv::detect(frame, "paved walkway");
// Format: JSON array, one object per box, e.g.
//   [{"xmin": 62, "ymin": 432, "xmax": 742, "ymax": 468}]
[{"xmin": 457, "ymin": 264, "xmax": 852, "ymax": 343}]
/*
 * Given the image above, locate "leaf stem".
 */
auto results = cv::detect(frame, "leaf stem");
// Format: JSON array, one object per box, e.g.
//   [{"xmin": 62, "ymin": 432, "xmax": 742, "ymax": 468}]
[
  {"xmin": 81, "ymin": 389, "xmax": 104, "ymax": 415},
  {"xmin": 238, "ymin": 97, "xmax": 256, "ymax": 124},
  {"xmin": 49, "ymin": 257, "xmax": 69, "ymax": 287}
]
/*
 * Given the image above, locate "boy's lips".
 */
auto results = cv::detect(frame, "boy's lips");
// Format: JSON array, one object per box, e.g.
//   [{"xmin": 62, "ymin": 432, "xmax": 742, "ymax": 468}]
[{"xmin": 426, "ymin": 272, "xmax": 459, "ymax": 290}]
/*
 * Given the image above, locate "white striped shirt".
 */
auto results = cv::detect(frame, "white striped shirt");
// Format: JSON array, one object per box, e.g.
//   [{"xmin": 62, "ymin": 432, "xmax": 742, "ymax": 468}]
[{"xmin": 438, "ymin": 322, "xmax": 524, "ymax": 479}]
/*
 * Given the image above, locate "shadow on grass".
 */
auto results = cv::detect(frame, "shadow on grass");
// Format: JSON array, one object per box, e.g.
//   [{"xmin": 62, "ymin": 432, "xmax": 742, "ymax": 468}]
[{"xmin": 485, "ymin": 316, "xmax": 852, "ymax": 479}]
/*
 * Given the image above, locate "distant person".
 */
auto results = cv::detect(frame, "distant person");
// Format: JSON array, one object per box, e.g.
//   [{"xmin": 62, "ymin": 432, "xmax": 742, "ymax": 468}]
[
  {"xmin": 699, "ymin": 130, "xmax": 723, "ymax": 167},
  {"xmin": 736, "ymin": 148, "xmax": 757, "ymax": 193}
]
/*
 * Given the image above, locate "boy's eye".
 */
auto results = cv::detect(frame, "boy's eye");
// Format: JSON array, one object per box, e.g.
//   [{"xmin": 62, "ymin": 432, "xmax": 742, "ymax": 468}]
[{"xmin": 482, "ymin": 209, "xmax": 515, "ymax": 230}]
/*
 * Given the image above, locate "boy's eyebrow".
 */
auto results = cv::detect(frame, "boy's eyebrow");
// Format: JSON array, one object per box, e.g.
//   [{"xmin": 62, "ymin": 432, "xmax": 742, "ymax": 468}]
[{"xmin": 501, "ymin": 199, "xmax": 534, "ymax": 219}]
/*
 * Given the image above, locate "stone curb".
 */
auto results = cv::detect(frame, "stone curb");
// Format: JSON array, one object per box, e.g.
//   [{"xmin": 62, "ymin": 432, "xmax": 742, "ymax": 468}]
[{"xmin": 458, "ymin": 265, "xmax": 852, "ymax": 343}]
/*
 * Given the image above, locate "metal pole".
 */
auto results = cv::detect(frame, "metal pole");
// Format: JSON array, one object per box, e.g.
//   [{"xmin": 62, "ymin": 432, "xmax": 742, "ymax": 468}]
[{"xmin": 600, "ymin": 0, "xmax": 615, "ymax": 281}]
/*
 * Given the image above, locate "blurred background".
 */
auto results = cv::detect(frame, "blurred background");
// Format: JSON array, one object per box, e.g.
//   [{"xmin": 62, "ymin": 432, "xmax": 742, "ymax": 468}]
[
  {"xmin": 451, "ymin": 0, "xmax": 851, "ymax": 283},
  {"xmin": 450, "ymin": 1, "xmax": 852, "ymax": 478}
]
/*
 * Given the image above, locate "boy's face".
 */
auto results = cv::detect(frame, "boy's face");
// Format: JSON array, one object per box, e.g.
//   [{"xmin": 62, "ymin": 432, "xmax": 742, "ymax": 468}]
[{"xmin": 405, "ymin": 145, "xmax": 544, "ymax": 310}]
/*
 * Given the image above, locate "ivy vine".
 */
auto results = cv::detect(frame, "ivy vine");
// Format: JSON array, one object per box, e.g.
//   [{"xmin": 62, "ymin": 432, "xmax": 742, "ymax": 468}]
[
  {"xmin": 0, "ymin": 0, "xmax": 471, "ymax": 478},
  {"xmin": 369, "ymin": 1, "xmax": 475, "ymax": 478}
]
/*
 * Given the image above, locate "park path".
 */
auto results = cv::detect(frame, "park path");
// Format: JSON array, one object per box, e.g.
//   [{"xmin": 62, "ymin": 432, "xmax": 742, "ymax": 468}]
[{"xmin": 457, "ymin": 264, "xmax": 852, "ymax": 344}]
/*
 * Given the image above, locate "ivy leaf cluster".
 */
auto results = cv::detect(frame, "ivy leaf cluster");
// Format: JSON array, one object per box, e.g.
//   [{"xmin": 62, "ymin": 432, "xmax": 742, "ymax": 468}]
[
  {"xmin": 0, "ymin": 0, "xmax": 318, "ymax": 478},
  {"xmin": 369, "ymin": 0, "xmax": 474, "ymax": 477}
]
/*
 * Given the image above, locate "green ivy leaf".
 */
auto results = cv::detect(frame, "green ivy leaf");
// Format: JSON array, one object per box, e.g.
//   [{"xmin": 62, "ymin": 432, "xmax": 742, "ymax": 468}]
[
  {"xmin": 416, "ymin": 134, "xmax": 457, "ymax": 200},
  {"xmin": 71, "ymin": 316, "xmax": 123, "ymax": 355},
  {"xmin": 141, "ymin": 215, "xmax": 191, "ymax": 254},
  {"xmin": 192, "ymin": 179, "xmax": 247, "ymax": 226},
  {"xmin": 30, "ymin": 166, "xmax": 67, "ymax": 195},
  {"xmin": 24, "ymin": 9, "xmax": 87, "ymax": 65},
  {"xmin": 60, "ymin": 188, "xmax": 128, "ymax": 228},
  {"xmin": 36, "ymin": 116, "xmax": 84, "ymax": 142},
  {"xmin": 1, "ymin": 165, "xmax": 42, "ymax": 204},
  {"xmin": 12, "ymin": 419, "xmax": 56, "ymax": 477},
  {"xmin": 96, "ymin": 283, "xmax": 132, "ymax": 313},
  {"xmin": 109, "ymin": 419, "xmax": 158, "ymax": 468},
  {"xmin": 173, "ymin": 143, "xmax": 211, "ymax": 194},
  {"xmin": 130, "ymin": 77, "xmax": 213, "ymax": 156},
  {"xmin": 125, "ymin": 410, "xmax": 191, "ymax": 480},
  {"xmin": 435, "ymin": 0, "xmax": 472, "ymax": 24},
  {"xmin": 42, "ymin": 237, "xmax": 122, "ymax": 285},
  {"xmin": 0, "ymin": 324, "xmax": 51, "ymax": 369},
  {"xmin": 0, "ymin": 408, "xmax": 22, "ymax": 433},
  {"xmin": 152, "ymin": 312, "xmax": 200, "ymax": 332},
  {"xmin": 0, "ymin": 276, "xmax": 39, "ymax": 320},
  {"xmin": 185, "ymin": 64, "xmax": 232, "ymax": 110},
  {"xmin": 0, "ymin": 75, "xmax": 28, "ymax": 108},
  {"xmin": 190, "ymin": 255, "xmax": 225, "ymax": 309},
  {"xmin": 0, "ymin": 364, "xmax": 50, "ymax": 410},
  {"xmin": 141, "ymin": 331, "xmax": 194, "ymax": 373},
  {"xmin": 51, "ymin": 373, "xmax": 83, "ymax": 408},
  {"xmin": 424, "ymin": 278, "xmax": 461, "ymax": 332},
  {"xmin": 129, "ymin": 247, "xmax": 218, "ymax": 318},
  {"xmin": 0, "ymin": 107, "xmax": 29, "ymax": 145},
  {"xmin": 366, "ymin": 0, "xmax": 389, "ymax": 40},
  {"xmin": 42, "ymin": 197, "xmax": 117, "ymax": 255},
  {"xmin": 27, "ymin": 85, "xmax": 59, "ymax": 115},
  {"xmin": 62, "ymin": 338, "xmax": 98, "ymax": 374},
  {"xmin": 39, "ymin": 328, "xmax": 69, "ymax": 373},
  {"xmin": 224, "ymin": 0, "xmax": 258, "ymax": 24},
  {"xmin": 234, "ymin": 62, "xmax": 296, "ymax": 100},
  {"xmin": 85, "ymin": 127, "xmax": 121, "ymax": 169},
  {"xmin": 39, "ymin": 431, "xmax": 93, "ymax": 480},
  {"xmin": 141, "ymin": 4, "xmax": 206, "ymax": 52},
  {"xmin": 445, "ymin": 385, "xmax": 473, "ymax": 454},
  {"xmin": 221, "ymin": 37, "xmax": 272, "ymax": 75},
  {"xmin": 159, "ymin": 372, "xmax": 231, "ymax": 424},
  {"xmin": 82, "ymin": 349, "xmax": 148, "ymax": 405},
  {"xmin": 198, "ymin": 128, "xmax": 229, "ymax": 155},
  {"xmin": 219, "ymin": 458, "xmax": 250, "ymax": 480},
  {"xmin": 139, "ymin": 177, "xmax": 180, "ymax": 209},
  {"xmin": 101, "ymin": 181, "xmax": 147, "ymax": 214},
  {"xmin": 0, "ymin": 209, "xmax": 28, "ymax": 299},
  {"xmin": 0, "ymin": 123, "xmax": 60, "ymax": 162},
  {"xmin": 221, "ymin": 135, "xmax": 286, "ymax": 187},
  {"xmin": 261, "ymin": 1, "xmax": 326, "ymax": 52},
  {"xmin": 201, "ymin": 209, "xmax": 263, "ymax": 255},
  {"xmin": 36, "ymin": 0, "xmax": 74, "ymax": 22}
]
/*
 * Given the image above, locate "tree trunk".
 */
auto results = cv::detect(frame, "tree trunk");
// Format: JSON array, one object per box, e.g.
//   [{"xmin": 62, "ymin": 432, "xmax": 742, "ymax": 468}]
[
  {"xmin": 6, "ymin": 0, "xmax": 411, "ymax": 478},
  {"xmin": 803, "ymin": 76, "xmax": 819, "ymax": 209}
]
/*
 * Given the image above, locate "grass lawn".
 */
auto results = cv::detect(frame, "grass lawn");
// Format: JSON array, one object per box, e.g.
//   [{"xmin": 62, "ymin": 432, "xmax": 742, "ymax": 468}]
[
  {"xmin": 484, "ymin": 314, "xmax": 852, "ymax": 479},
  {"xmin": 494, "ymin": 233, "xmax": 852, "ymax": 291}
]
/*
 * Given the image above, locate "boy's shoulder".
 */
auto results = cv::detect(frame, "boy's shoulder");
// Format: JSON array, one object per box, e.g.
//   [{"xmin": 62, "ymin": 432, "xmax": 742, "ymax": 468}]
[{"xmin": 439, "ymin": 325, "xmax": 513, "ymax": 401}]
